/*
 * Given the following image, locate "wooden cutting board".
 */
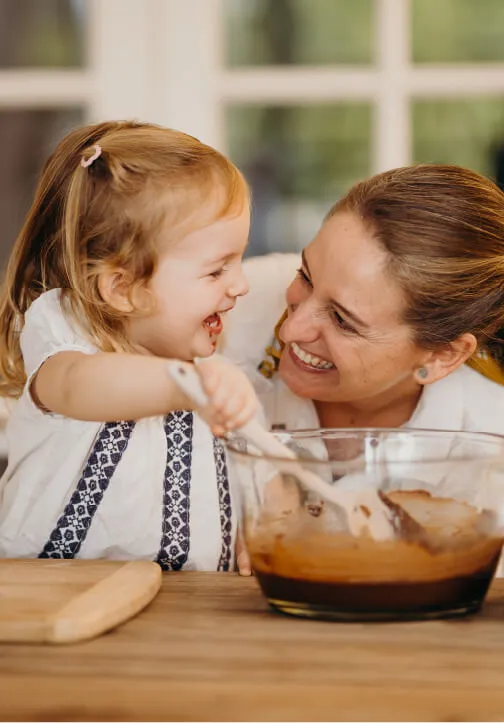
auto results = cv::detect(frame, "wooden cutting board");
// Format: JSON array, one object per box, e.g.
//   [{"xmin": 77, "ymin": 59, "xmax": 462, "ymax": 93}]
[{"xmin": 0, "ymin": 558, "xmax": 162, "ymax": 644}]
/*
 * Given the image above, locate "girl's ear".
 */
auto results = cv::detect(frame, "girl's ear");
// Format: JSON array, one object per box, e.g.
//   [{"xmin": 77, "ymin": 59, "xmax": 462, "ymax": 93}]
[{"xmin": 97, "ymin": 267, "xmax": 135, "ymax": 312}]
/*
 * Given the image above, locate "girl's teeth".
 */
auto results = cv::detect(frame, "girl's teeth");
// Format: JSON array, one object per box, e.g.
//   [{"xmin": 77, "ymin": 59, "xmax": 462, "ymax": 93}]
[
  {"xmin": 203, "ymin": 314, "xmax": 220, "ymax": 329},
  {"xmin": 291, "ymin": 342, "xmax": 334, "ymax": 369}
]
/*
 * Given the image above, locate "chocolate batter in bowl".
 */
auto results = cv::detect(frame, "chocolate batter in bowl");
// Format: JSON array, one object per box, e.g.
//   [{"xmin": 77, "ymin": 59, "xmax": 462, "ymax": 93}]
[{"xmin": 225, "ymin": 429, "xmax": 504, "ymax": 621}]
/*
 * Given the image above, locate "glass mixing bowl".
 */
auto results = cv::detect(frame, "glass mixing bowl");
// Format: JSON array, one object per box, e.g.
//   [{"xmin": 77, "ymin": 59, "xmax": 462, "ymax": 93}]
[{"xmin": 226, "ymin": 428, "xmax": 504, "ymax": 621}]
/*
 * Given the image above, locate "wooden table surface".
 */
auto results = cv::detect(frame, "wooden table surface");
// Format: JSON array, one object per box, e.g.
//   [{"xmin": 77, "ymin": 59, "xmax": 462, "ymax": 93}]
[{"xmin": 2, "ymin": 572, "xmax": 504, "ymax": 722}]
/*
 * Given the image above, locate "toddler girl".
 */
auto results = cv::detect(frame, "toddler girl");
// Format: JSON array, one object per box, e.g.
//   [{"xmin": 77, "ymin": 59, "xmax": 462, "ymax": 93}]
[{"xmin": 0, "ymin": 120, "xmax": 256, "ymax": 570}]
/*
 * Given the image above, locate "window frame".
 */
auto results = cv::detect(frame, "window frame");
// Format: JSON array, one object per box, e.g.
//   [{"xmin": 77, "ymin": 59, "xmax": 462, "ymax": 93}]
[
  {"xmin": 1, "ymin": 0, "xmax": 504, "ymax": 173},
  {"xmin": 160, "ymin": 0, "xmax": 504, "ymax": 174}
]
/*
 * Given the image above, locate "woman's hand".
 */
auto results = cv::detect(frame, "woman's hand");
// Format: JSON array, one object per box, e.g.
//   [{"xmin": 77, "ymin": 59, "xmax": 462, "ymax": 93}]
[{"xmin": 194, "ymin": 355, "xmax": 258, "ymax": 437}]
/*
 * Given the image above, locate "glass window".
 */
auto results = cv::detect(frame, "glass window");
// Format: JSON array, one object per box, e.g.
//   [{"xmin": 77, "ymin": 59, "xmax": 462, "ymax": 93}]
[
  {"xmin": 0, "ymin": 108, "xmax": 84, "ymax": 271},
  {"xmin": 412, "ymin": 98, "xmax": 504, "ymax": 182},
  {"xmin": 0, "ymin": 0, "xmax": 86, "ymax": 68},
  {"xmin": 412, "ymin": 0, "xmax": 504, "ymax": 64},
  {"xmin": 226, "ymin": 103, "xmax": 372, "ymax": 255},
  {"xmin": 225, "ymin": 0, "xmax": 374, "ymax": 67}
]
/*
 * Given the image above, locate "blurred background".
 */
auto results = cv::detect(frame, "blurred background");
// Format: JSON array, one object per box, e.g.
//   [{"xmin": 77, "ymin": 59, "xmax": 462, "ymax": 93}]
[{"xmin": 2, "ymin": 0, "xmax": 504, "ymax": 264}]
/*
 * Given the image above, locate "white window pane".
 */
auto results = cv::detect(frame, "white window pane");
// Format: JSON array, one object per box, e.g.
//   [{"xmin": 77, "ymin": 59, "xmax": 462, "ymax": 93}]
[
  {"xmin": 0, "ymin": 108, "xmax": 84, "ymax": 270},
  {"xmin": 225, "ymin": 0, "xmax": 374, "ymax": 67},
  {"xmin": 227, "ymin": 103, "xmax": 372, "ymax": 255},
  {"xmin": 412, "ymin": 98, "xmax": 504, "ymax": 181},
  {"xmin": 0, "ymin": 0, "xmax": 86, "ymax": 68},
  {"xmin": 412, "ymin": 0, "xmax": 504, "ymax": 64}
]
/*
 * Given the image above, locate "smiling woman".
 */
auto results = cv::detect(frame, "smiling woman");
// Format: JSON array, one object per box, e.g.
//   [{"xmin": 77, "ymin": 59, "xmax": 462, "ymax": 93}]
[{"xmin": 222, "ymin": 163, "xmax": 504, "ymax": 436}]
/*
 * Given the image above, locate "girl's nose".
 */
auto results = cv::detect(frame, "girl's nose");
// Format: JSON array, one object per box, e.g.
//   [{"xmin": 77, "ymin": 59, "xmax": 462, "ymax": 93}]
[{"xmin": 228, "ymin": 266, "xmax": 249, "ymax": 298}]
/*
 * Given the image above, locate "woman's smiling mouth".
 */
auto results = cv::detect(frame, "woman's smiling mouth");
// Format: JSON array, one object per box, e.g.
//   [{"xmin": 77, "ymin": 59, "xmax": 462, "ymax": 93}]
[{"xmin": 290, "ymin": 342, "xmax": 335, "ymax": 370}]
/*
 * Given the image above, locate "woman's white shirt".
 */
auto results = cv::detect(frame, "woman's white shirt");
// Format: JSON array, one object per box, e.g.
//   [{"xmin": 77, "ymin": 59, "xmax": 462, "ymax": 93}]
[{"xmin": 221, "ymin": 252, "xmax": 504, "ymax": 436}]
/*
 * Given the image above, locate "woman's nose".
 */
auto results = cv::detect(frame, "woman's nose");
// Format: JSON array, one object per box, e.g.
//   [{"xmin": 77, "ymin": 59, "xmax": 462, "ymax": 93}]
[{"xmin": 280, "ymin": 301, "xmax": 319, "ymax": 343}]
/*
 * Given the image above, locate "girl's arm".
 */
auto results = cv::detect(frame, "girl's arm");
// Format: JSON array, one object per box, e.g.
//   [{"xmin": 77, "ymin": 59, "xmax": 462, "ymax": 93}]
[
  {"xmin": 33, "ymin": 351, "xmax": 257, "ymax": 429},
  {"xmin": 33, "ymin": 351, "xmax": 193, "ymax": 421}
]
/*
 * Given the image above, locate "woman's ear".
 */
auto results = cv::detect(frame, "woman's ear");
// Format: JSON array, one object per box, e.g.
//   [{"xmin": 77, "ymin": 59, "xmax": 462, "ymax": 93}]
[
  {"xmin": 414, "ymin": 333, "xmax": 478, "ymax": 385},
  {"xmin": 97, "ymin": 267, "xmax": 135, "ymax": 313}
]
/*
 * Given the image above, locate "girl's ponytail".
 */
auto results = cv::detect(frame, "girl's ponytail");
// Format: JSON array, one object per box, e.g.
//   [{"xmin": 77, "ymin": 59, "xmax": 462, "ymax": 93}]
[{"xmin": 0, "ymin": 122, "xmax": 116, "ymax": 396}]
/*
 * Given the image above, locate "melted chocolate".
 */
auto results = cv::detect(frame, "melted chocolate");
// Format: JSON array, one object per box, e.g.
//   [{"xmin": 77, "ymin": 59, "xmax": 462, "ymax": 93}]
[{"xmin": 255, "ymin": 556, "xmax": 500, "ymax": 618}]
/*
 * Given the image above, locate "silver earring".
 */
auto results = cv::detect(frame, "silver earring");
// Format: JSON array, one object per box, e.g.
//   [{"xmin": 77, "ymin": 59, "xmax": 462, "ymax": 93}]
[{"xmin": 417, "ymin": 367, "xmax": 428, "ymax": 380}]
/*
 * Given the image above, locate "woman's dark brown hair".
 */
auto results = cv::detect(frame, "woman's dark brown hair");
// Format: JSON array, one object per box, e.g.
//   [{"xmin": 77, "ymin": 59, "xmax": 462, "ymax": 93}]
[{"xmin": 328, "ymin": 164, "xmax": 504, "ymax": 368}]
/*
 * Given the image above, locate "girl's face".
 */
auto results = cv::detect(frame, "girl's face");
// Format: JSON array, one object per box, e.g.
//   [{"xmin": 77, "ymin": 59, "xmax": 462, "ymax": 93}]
[
  {"xmin": 129, "ymin": 203, "xmax": 250, "ymax": 360},
  {"xmin": 278, "ymin": 211, "xmax": 429, "ymax": 406}
]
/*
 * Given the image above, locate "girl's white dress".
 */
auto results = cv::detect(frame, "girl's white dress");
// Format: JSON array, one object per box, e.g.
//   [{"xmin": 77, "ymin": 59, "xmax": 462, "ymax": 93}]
[{"xmin": 0, "ymin": 290, "xmax": 235, "ymax": 569}]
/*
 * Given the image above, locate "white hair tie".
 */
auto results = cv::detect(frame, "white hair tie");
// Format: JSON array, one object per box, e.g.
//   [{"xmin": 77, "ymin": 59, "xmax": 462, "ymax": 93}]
[{"xmin": 80, "ymin": 144, "xmax": 102, "ymax": 169}]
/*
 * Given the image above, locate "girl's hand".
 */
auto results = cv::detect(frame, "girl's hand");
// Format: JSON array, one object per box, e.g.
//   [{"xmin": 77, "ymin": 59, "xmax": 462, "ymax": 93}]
[
  {"xmin": 236, "ymin": 530, "xmax": 252, "ymax": 576},
  {"xmin": 194, "ymin": 355, "xmax": 258, "ymax": 437}
]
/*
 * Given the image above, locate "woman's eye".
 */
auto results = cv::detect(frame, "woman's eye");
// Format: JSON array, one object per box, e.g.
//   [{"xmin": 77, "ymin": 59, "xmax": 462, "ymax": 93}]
[
  {"xmin": 331, "ymin": 309, "xmax": 356, "ymax": 334},
  {"xmin": 295, "ymin": 268, "xmax": 356, "ymax": 333},
  {"xmin": 296, "ymin": 267, "xmax": 312, "ymax": 286}
]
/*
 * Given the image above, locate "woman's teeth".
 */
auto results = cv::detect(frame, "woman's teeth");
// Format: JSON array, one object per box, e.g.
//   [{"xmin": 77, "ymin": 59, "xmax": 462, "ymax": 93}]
[{"xmin": 291, "ymin": 342, "xmax": 334, "ymax": 370}]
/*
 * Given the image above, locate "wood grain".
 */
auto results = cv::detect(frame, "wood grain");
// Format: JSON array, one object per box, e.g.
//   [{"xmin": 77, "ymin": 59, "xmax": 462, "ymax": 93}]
[
  {"xmin": 0, "ymin": 559, "xmax": 162, "ymax": 643},
  {"xmin": 1, "ymin": 572, "xmax": 504, "ymax": 721}
]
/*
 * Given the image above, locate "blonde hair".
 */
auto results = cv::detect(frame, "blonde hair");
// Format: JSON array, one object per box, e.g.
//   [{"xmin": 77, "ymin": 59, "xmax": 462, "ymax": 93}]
[{"xmin": 0, "ymin": 120, "xmax": 249, "ymax": 398}]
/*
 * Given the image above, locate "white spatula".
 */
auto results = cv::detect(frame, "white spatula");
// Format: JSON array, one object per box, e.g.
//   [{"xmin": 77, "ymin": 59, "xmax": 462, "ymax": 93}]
[{"xmin": 166, "ymin": 360, "xmax": 398, "ymax": 541}]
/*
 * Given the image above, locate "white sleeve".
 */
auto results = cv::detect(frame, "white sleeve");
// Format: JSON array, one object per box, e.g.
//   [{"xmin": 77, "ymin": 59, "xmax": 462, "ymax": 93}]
[
  {"xmin": 20, "ymin": 289, "xmax": 97, "ymax": 384},
  {"xmin": 220, "ymin": 253, "xmax": 300, "ymax": 369}
]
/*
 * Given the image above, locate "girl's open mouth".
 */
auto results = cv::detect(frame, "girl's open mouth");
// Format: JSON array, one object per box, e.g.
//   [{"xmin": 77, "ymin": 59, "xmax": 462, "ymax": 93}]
[{"xmin": 202, "ymin": 313, "xmax": 223, "ymax": 336}]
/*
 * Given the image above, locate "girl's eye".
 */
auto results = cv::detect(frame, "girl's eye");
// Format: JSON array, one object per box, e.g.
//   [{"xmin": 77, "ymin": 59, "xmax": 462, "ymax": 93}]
[
  {"xmin": 209, "ymin": 266, "xmax": 229, "ymax": 279},
  {"xmin": 331, "ymin": 309, "xmax": 356, "ymax": 334},
  {"xmin": 296, "ymin": 267, "xmax": 312, "ymax": 286}
]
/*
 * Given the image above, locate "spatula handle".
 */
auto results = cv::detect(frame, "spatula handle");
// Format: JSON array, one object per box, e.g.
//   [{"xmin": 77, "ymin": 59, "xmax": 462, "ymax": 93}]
[
  {"xmin": 166, "ymin": 360, "xmax": 396, "ymax": 541},
  {"xmin": 166, "ymin": 360, "xmax": 210, "ymax": 409},
  {"xmin": 166, "ymin": 360, "xmax": 295, "ymax": 455}
]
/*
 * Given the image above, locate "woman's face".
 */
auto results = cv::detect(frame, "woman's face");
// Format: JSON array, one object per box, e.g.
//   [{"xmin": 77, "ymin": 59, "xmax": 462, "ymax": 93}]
[{"xmin": 278, "ymin": 211, "xmax": 428, "ymax": 405}]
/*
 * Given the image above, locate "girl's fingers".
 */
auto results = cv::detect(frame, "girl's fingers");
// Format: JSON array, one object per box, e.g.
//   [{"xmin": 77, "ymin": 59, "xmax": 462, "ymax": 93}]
[
  {"xmin": 210, "ymin": 387, "xmax": 253, "ymax": 419},
  {"xmin": 196, "ymin": 362, "xmax": 258, "ymax": 431},
  {"xmin": 225, "ymin": 396, "xmax": 257, "ymax": 428},
  {"xmin": 236, "ymin": 534, "xmax": 251, "ymax": 576},
  {"xmin": 206, "ymin": 393, "xmax": 256, "ymax": 433},
  {"xmin": 211, "ymin": 423, "xmax": 226, "ymax": 437},
  {"xmin": 221, "ymin": 393, "xmax": 250, "ymax": 419}
]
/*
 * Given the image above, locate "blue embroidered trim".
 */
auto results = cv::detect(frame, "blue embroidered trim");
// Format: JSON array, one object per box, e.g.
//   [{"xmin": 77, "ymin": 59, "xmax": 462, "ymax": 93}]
[
  {"xmin": 213, "ymin": 436, "xmax": 233, "ymax": 571},
  {"xmin": 156, "ymin": 411, "xmax": 193, "ymax": 571},
  {"xmin": 38, "ymin": 420, "xmax": 135, "ymax": 559},
  {"xmin": 38, "ymin": 412, "xmax": 232, "ymax": 569}
]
